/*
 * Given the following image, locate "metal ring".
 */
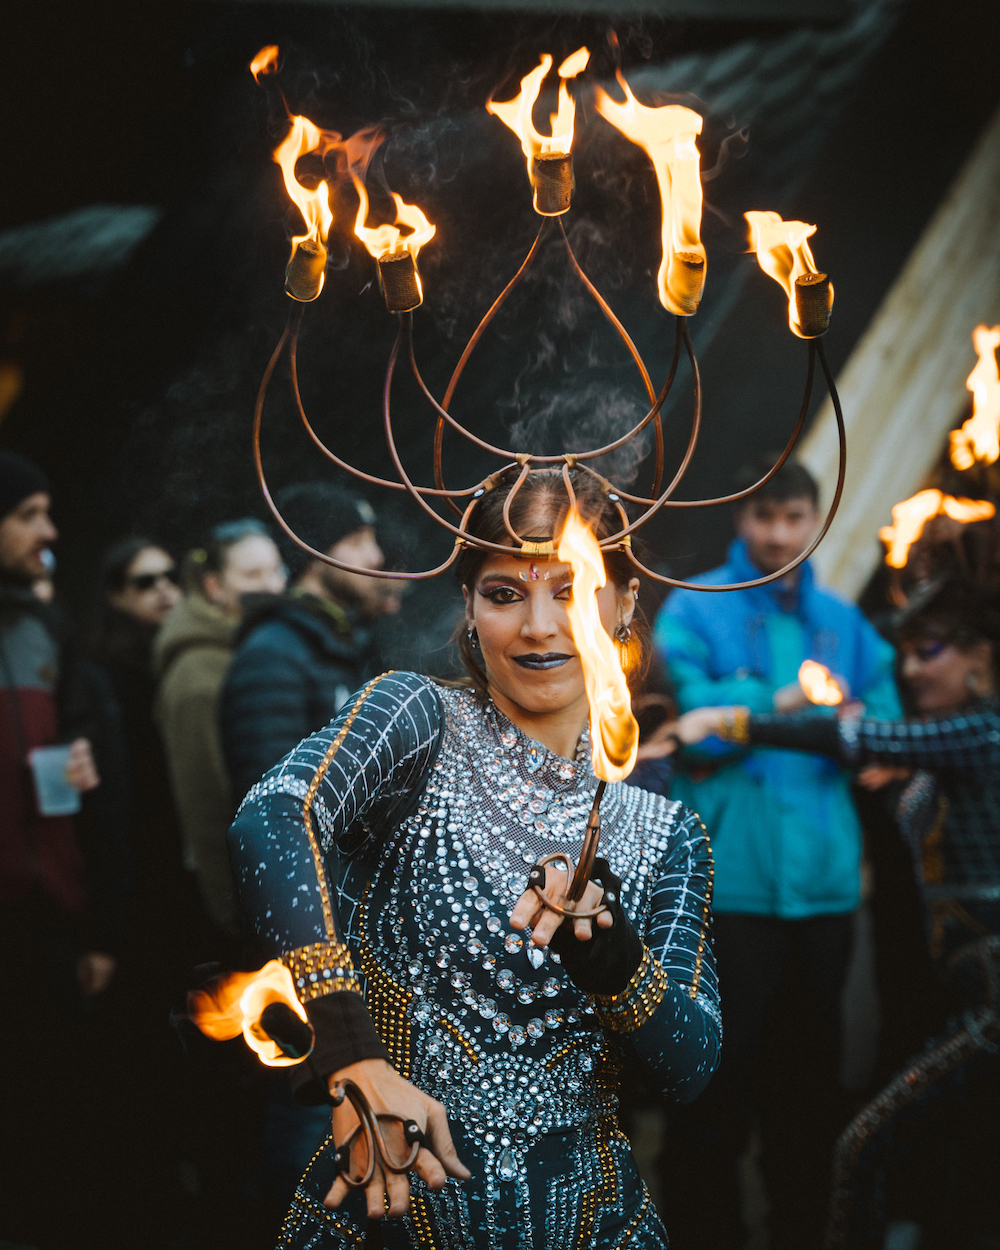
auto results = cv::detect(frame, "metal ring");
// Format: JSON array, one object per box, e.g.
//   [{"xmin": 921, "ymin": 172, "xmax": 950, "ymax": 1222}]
[
  {"xmin": 529, "ymin": 852, "xmax": 608, "ymax": 920},
  {"xmin": 328, "ymin": 1080, "xmax": 426, "ymax": 1185}
]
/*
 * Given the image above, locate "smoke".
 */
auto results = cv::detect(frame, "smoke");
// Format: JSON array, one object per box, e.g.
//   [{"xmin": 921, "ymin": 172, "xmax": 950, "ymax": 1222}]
[{"xmin": 508, "ymin": 383, "xmax": 652, "ymax": 487}]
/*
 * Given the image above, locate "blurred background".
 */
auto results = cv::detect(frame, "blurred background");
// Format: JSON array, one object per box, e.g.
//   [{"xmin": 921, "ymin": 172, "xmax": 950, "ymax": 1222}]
[{"xmin": 2, "ymin": 0, "xmax": 999, "ymax": 666}]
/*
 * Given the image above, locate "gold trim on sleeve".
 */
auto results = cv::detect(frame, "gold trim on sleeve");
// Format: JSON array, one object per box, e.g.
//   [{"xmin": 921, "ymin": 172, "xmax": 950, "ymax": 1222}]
[
  {"xmin": 301, "ymin": 672, "xmax": 394, "ymax": 941},
  {"xmin": 591, "ymin": 947, "xmax": 670, "ymax": 1034},
  {"xmin": 282, "ymin": 940, "xmax": 359, "ymax": 1003}
]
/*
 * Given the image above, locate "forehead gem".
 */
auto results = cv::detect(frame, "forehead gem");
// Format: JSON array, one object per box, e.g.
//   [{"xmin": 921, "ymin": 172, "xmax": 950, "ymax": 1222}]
[
  {"xmin": 519, "ymin": 571, "xmax": 529, "ymax": 582},
  {"xmin": 529, "ymin": 563, "xmax": 540, "ymax": 580}
]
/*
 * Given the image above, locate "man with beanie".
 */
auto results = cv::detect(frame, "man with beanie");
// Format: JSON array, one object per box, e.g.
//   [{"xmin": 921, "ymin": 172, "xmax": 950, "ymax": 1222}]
[
  {"xmin": 221, "ymin": 483, "xmax": 398, "ymax": 806},
  {"xmin": 0, "ymin": 451, "xmax": 129, "ymax": 1248}
]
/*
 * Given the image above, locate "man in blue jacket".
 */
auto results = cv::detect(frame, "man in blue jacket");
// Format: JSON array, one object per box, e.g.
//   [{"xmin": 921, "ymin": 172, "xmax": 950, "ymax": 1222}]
[{"xmin": 654, "ymin": 458, "xmax": 900, "ymax": 1250}]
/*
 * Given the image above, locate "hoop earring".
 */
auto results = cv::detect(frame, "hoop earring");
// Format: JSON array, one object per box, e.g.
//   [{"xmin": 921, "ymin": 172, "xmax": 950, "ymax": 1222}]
[
  {"xmin": 615, "ymin": 623, "xmax": 632, "ymax": 643},
  {"xmin": 467, "ymin": 623, "xmax": 480, "ymax": 650}
]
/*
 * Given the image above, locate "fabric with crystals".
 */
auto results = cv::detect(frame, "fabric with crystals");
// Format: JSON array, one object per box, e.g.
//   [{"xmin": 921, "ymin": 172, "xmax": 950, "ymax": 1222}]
[{"xmin": 230, "ymin": 670, "xmax": 720, "ymax": 1247}]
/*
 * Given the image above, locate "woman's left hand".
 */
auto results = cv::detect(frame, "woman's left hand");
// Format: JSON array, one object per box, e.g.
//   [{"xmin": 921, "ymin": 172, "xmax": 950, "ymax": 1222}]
[{"xmin": 509, "ymin": 870, "xmax": 611, "ymax": 949}]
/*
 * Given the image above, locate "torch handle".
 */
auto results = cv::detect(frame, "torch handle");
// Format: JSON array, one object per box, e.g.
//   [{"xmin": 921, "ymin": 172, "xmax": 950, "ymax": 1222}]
[{"xmin": 567, "ymin": 779, "xmax": 607, "ymax": 904}]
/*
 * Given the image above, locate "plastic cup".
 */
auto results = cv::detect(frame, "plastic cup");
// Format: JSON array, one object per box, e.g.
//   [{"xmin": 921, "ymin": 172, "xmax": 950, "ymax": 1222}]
[{"xmin": 28, "ymin": 745, "xmax": 82, "ymax": 817}]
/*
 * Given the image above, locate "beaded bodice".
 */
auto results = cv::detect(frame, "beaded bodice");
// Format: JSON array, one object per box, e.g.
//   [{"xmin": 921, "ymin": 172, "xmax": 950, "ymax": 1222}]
[{"xmin": 232, "ymin": 671, "xmax": 719, "ymax": 1185}]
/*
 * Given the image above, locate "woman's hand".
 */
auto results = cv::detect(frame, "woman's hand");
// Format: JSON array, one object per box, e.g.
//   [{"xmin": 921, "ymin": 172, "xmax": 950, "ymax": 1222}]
[
  {"xmin": 634, "ymin": 720, "xmax": 681, "ymax": 762},
  {"xmin": 856, "ymin": 764, "xmax": 912, "ymax": 791},
  {"xmin": 509, "ymin": 866, "xmax": 611, "ymax": 949},
  {"xmin": 77, "ymin": 951, "xmax": 116, "ymax": 996},
  {"xmin": 324, "ymin": 1058, "xmax": 470, "ymax": 1220},
  {"xmin": 674, "ymin": 707, "xmax": 729, "ymax": 745}
]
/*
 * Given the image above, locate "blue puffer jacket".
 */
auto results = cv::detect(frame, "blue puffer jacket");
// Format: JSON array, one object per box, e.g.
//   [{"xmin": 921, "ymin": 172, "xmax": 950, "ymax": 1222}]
[
  {"xmin": 220, "ymin": 592, "xmax": 381, "ymax": 806},
  {"xmin": 655, "ymin": 539, "xmax": 901, "ymax": 919}
]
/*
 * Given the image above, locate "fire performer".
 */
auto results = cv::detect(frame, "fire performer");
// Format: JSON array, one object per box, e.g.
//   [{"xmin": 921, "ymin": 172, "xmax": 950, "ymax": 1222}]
[
  {"xmin": 675, "ymin": 577, "xmax": 1000, "ymax": 1248},
  {"xmin": 227, "ymin": 469, "xmax": 720, "ymax": 1247}
]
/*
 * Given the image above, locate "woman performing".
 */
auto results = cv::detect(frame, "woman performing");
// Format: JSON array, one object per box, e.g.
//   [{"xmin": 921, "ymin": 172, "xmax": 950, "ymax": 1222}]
[
  {"xmin": 674, "ymin": 578, "xmax": 1000, "ymax": 1249},
  {"xmin": 228, "ymin": 469, "xmax": 722, "ymax": 1249}
]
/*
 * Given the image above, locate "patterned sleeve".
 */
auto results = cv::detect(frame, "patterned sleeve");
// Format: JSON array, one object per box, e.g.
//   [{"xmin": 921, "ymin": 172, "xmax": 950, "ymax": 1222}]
[
  {"xmin": 845, "ymin": 705, "xmax": 1000, "ymax": 769},
  {"xmin": 747, "ymin": 704, "xmax": 1000, "ymax": 771},
  {"xmin": 229, "ymin": 670, "xmax": 444, "ymax": 957},
  {"xmin": 227, "ymin": 671, "xmax": 445, "ymax": 1092},
  {"xmin": 597, "ymin": 805, "xmax": 721, "ymax": 1105}
]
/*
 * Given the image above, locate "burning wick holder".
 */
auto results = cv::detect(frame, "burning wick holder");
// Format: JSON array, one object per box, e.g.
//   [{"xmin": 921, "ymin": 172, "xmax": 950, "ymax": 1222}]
[
  {"xmin": 532, "ymin": 153, "xmax": 574, "ymax": 216},
  {"xmin": 255, "ymin": 1001, "xmax": 427, "ymax": 1185},
  {"xmin": 669, "ymin": 252, "xmax": 706, "ymax": 316},
  {"xmin": 529, "ymin": 780, "xmax": 608, "ymax": 920},
  {"xmin": 285, "ymin": 239, "xmax": 328, "ymax": 302},
  {"xmin": 794, "ymin": 273, "xmax": 832, "ymax": 337},
  {"xmin": 378, "ymin": 250, "xmax": 422, "ymax": 312}
]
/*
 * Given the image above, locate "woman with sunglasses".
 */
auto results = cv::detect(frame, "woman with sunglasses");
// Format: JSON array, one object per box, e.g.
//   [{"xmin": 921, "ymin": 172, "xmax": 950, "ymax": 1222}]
[{"xmin": 673, "ymin": 578, "xmax": 1000, "ymax": 1249}]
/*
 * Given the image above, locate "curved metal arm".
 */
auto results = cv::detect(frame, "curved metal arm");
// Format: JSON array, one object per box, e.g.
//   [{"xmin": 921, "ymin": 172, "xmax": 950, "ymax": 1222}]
[
  {"xmin": 620, "ymin": 338, "xmax": 846, "ymax": 590},
  {"xmin": 253, "ymin": 312, "xmax": 471, "ymax": 580}
]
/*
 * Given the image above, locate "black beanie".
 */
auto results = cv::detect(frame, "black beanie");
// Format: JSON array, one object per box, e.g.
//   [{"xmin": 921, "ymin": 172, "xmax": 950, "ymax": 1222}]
[
  {"xmin": 274, "ymin": 482, "xmax": 377, "ymax": 579},
  {"xmin": 0, "ymin": 451, "xmax": 51, "ymax": 522}
]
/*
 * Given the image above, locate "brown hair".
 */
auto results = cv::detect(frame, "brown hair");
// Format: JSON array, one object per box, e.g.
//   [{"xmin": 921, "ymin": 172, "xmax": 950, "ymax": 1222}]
[{"xmin": 452, "ymin": 468, "xmax": 649, "ymax": 698}]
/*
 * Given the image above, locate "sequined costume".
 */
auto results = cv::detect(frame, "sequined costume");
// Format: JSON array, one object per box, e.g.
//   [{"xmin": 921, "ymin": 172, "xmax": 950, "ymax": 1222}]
[{"xmin": 230, "ymin": 671, "xmax": 721, "ymax": 1248}]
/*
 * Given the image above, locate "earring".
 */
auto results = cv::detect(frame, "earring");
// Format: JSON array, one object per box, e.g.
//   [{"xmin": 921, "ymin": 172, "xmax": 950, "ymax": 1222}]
[
  {"xmin": 615, "ymin": 623, "xmax": 632, "ymax": 643},
  {"xmin": 467, "ymin": 623, "xmax": 480, "ymax": 650}
]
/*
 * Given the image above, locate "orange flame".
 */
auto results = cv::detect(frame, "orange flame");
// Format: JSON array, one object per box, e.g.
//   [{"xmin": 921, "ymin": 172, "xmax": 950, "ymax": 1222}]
[
  {"xmin": 798, "ymin": 660, "xmax": 843, "ymax": 706},
  {"xmin": 273, "ymin": 115, "xmax": 335, "ymax": 286},
  {"xmin": 188, "ymin": 960, "xmax": 308, "ymax": 1068},
  {"xmin": 487, "ymin": 49, "xmax": 590, "ymax": 183},
  {"xmin": 878, "ymin": 488, "xmax": 995, "ymax": 569},
  {"xmin": 557, "ymin": 507, "xmax": 639, "ymax": 781},
  {"xmin": 595, "ymin": 73, "xmax": 705, "ymax": 315},
  {"xmin": 352, "ymin": 178, "xmax": 436, "ymax": 268},
  {"xmin": 250, "ymin": 45, "xmax": 280, "ymax": 84},
  {"xmin": 745, "ymin": 211, "xmax": 833, "ymax": 338},
  {"xmin": 949, "ymin": 325, "xmax": 1000, "ymax": 470}
]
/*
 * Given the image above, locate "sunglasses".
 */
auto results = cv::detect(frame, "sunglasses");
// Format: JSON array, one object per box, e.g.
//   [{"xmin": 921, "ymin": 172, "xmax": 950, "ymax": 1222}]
[{"xmin": 128, "ymin": 568, "xmax": 179, "ymax": 592}]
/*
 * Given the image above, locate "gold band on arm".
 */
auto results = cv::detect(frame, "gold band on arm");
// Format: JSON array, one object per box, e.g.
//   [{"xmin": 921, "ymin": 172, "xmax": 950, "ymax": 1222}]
[
  {"xmin": 717, "ymin": 705, "xmax": 751, "ymax": 745},
  {"xmin": 282, "ymin": 941, "xmax": 360, "ymax": 1004},
  {"xmin": 591, "ymin": 946, "xmax": 670, "ymax": 1035}
]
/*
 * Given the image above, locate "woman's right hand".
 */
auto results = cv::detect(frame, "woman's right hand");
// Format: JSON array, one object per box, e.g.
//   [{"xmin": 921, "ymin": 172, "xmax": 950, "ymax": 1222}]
[
  {"xmin": 324, "ymin": 1058, "xmax": 470, "ymax": 1220},
  {"xmin": 674, "ymin": 706, "xmax": 730, "ymax": 745}
]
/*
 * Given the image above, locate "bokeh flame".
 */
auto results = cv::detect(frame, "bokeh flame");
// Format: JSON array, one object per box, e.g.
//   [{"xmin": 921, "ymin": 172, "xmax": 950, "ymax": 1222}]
[
  {"xmin": 352, "ymin": 178, "xmax": 436, "ymax": 267},
  {"xmin": 557, "ymin": 507, "xmax": 639, "ymax": 781},
  {"xmin": 745, "ymin": 211, "xmax": 833, "ymax": 338},
  {"xmin": 798, "ymin": 660, "xmax": 843, "ymax": 706},
  {"xmin": 950, "ymin": 325, "xmax": 1000, "ymax": 471},
  {"xmin": 487, "ymin": 49, "xmax": 590, "ymax": 183},
  {"xmin": 879, "ymin": 488, "xmax": 995, "ymax": 569},
  {"xmin": 595, "ymin": 72, "xmax": 705, "ymax": 315},
  {"xmin": 188, "ymin": 959, "xmax": 308, "ymax": 1068},
  {"xmin": 250, "ymin": 45, "xmax": 280, "ymax": 84}
]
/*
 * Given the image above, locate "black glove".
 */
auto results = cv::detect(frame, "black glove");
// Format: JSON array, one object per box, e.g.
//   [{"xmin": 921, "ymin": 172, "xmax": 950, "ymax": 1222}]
[
  {"xmin": 289, "ymin": 991, "xmax": 391, "ymax": 1106},
  {"xmin": 546, "ymin": 857, "xmax": 643, "ymax": 996}
]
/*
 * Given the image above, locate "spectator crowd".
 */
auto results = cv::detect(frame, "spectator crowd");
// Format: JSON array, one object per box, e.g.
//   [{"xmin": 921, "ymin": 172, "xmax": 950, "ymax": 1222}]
[{"xmin": 0, "ymin": 445, "xmax": 996, "ymax": 1250}]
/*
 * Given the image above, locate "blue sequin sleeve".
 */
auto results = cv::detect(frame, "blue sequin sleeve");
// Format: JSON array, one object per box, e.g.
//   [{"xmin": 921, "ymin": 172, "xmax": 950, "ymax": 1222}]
[
  {"xmin": 630, "ymin": 805, "xmax": 722, "ymax": 1104},
  {"xmin": 227, "ymin": 671, "xmax": 444, "ymax": 955}
]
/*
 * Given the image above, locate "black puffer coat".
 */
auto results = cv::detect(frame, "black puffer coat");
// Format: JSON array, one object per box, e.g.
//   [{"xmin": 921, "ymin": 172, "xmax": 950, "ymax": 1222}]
[{"xmin": 220, "ymin": 592, "xmax": 381, "ymax": 805}]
